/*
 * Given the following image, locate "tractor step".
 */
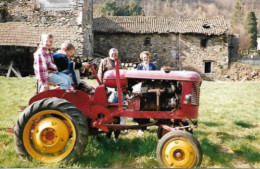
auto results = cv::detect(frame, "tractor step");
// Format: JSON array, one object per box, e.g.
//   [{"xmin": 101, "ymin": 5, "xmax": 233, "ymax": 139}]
[
  {"xmin": 107, "ymin": 103, "xmax": 119, "ymax": 107},
  {"xmin": 18, "ymin": 106, "xmax": 27, "ymax": 112},
  {"xmin": 6, "ymin": 128, "xmax": 14, "ymax": 133}
]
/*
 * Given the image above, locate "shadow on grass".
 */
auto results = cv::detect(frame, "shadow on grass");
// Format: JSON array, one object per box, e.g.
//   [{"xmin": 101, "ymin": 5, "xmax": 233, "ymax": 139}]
[
  {"xmin": 234, "ymin": 120, "xmax": 255, "ymax": 128},
  {"xmin": 233, "ymin": 144, "xmax": 260, "ymax": 163},
  {"xmin": 193, "ymin": 130, "xmax": 210, "ymax": 138},
  {"xmin": 74, "ymin": 135, "xmax": 158, "ymax": 168},
  {"xmin": 201, "ymin": 138, "xmax": 234, "ymax": 167},
  {"xmin": 245, "ymin": 135, "xmax": 257, "ymax": 141},
  {"xmin": 216, "ymin": 132, "xmax": 237, "ymax": 143},
  {"xmin": 201, "ymin": 121, "xmax": 222, "ymax": 127}
]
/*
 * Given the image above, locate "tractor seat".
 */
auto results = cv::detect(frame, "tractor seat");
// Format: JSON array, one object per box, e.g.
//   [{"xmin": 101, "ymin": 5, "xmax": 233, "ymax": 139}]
[{"xmin": 36, "ymin": 81, "xmax": 58, "ymax": 93}]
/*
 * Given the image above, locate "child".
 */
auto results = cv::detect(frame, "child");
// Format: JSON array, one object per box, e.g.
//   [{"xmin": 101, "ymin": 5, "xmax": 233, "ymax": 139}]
[
  {"xmin": 34, "ymin": 34, "xmax": 72, "ymax": 92},
  {"xmin": 53, "ymin": 42, "xmax": 91, "ymax": 91}
]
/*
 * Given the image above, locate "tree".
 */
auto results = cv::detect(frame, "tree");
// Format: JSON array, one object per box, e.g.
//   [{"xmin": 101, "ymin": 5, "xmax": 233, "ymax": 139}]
[
  {"xmin": 0, "ymin": 4, "xmax": 9, "ymax": 22},
  {"xmin": 239, "ymin": 29, "xmax": 251, "ymax": 55},
  {"xmin": 231, "ymin": 0, "xmax": 244, "ymax": 27},
  {"xmin": 128, "ymin": 2, "xmax": 143, "ymax": 16},
  {"xmin": 101, "ymin": 1, "xmax": 144, "ymax": 16},
  {"xmin": 244, "ymin": 11, "xmax": 258, "ymax": 49},
  {"xmin": 101, "ymin": 2, "xmax": 118, "ymax": 16}
]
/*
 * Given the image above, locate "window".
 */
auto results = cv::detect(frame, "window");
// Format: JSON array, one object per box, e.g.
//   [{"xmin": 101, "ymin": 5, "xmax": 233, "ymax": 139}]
[
  {"xmin": 37, "ymin": 0, "xmax": 76, "ymax": 11},
  {"xmin": 200, "ymin": 39, "xmax": 208, "ymax": 48},
  {"xmin": 153, "ymin": 53, "xmax": 158, "ymax": 59},
  {"xmin": 144, "ymin": 37, "xmax": 151, "ymax": 46},
  {"xmin": 204, "ymin": 61, "xmax": 212, "ymax": 73},
  {"xmin": 202, "ymin": 24, "xmax": 211, "ymax": 29}
]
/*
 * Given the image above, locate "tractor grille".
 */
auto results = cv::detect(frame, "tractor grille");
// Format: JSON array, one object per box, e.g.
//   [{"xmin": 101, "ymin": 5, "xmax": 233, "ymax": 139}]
[{"xmin": 191, "ymin": 82, "xmax": 201, "ymax": 106}]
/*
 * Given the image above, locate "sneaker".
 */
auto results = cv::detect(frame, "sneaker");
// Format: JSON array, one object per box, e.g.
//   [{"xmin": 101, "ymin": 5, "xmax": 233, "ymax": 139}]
[
  {"xmin": 76, "ymin": 81, "xmax": 93, "ymax": 94},
  {"xmin": 121, "ymin": 130, "xmax": 128, "ymax": 134},
  {"xmin": 137, "ymin": 130, "xmax": 144, "ymax": 136},
  {"xmin": 113, "ymin": 138, "xmax": 117, "ymax": 143}
]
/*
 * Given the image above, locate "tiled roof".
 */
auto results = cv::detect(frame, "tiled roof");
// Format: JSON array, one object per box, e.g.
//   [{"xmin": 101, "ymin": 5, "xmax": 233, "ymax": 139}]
[
  {"xmin": 93, "ymin": 16, "xmax": 228, "ymax": 35},
  {"xmin": 0, "ymin": 22, "xmax": 78, "ymax": 48}
]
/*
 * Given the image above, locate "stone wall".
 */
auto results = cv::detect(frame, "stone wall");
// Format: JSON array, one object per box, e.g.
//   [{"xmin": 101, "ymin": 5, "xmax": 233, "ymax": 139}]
[
  {"xmin": 94, "ymin": 33, "xmax": 230, "ymax": 80},
  {"xmin": 180, "ymin": 34, "xmax": 229, "ymax": 80},
  {"xmin": 82, "ymin": 0, "xmax": 93, "ymax": 58},
  {"xmin": 222, "ymin": 62, "xmax": 260, "ymax": 81},
  {"xmin": 1, "ymin": 0, "xmax": 93, "ymax": 57},
  {"xmin": 6, "ymin": 0, "xmax": 78, "ymax": 24},
  {"xmin": 94, "ymin": 33, "xmax": 179, "ymax": 68},
  {"xmin": 236, "ymin": 56, "xmax": 260, "ymax": 65}
]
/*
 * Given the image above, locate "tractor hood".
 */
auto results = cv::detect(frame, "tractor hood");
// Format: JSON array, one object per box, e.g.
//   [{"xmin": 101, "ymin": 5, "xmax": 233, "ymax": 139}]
[{"xmin": 104, "ymin": 70, "xmax": 201, "ymax": 82}]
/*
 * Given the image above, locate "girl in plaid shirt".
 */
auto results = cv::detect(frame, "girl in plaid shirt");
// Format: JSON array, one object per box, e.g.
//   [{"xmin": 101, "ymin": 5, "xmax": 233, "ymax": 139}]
[{"xmin": 34, "ymin": 34, "xmax": 72, "ymax": 92}]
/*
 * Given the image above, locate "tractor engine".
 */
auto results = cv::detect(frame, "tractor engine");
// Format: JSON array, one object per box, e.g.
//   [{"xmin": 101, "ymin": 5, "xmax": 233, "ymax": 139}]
[{"xmin": 127, "ymin": 79, "xmax": 182, "ymax": 111}]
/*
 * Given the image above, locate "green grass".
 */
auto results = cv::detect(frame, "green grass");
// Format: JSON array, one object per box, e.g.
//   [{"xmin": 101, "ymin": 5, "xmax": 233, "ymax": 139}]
[{"xmin": 0, "ymin": 77, "xmax": 260, "ymax": 168}]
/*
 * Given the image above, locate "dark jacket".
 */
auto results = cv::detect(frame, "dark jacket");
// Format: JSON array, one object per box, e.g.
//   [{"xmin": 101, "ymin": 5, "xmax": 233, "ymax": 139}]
[
  {"xmin": 53, "ymin": 52, "xmax": 82, "ymax": 85},
  {"xmin": 53, "ymin": 52, "xmax": 82, "ymax": 72},
  {"xmin": 137, "ymin": 62, "xmax": 157, "ymax": 70}
]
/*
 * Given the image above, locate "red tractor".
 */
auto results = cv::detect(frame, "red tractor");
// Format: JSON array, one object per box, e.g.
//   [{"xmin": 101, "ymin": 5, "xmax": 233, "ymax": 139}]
[{"xmin": 14, "ymin": 58, "xmax": 202, "ymax": 168}]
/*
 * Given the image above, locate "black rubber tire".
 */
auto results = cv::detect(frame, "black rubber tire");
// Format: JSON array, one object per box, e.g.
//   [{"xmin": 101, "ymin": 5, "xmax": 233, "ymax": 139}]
[
  {"xmin": 14, "ymin": 97, "xmax": 88, "ymax": 163},
  {"xmin": 156, "ymin": 130, "xmax": 202, "ymax": 168}
]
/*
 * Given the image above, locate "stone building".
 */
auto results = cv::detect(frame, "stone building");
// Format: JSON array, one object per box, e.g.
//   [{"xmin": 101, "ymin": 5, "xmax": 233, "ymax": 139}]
[
  {"xmin": 93, "ymin": 16, "xmax": 229, "ymax": 80},
  {"xmin": 0, "ymin": 0, "xmax": 93, "ymax": 76}
]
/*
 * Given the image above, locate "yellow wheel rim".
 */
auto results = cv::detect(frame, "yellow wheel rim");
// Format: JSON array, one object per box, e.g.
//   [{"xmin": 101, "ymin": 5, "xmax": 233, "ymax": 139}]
[
  {"xmin": 162, "ymin": 138, "xmax": 196, "ymax": 168},
  {"xmin": 23, "ymin": 110, "xmax": 76, "ymax": 163}
]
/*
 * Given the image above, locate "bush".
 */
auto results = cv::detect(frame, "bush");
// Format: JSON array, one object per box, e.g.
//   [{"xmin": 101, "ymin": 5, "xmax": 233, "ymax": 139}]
[{"xmin": 101, "ymin": 1, "xmax": 144, "ymax": 16}]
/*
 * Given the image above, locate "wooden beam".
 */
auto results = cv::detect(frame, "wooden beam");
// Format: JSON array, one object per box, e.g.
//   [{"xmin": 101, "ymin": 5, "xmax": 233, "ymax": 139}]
[
  {"xmin": 11, "ymin": 67, "xmax": 22, "ymax": 78},
  {"xmin": 6, "ymin": 61, "xmax": 13, "ymax": 78},
  {"xmin": 6, "ymin": 61, "xmax": 22, "ymax": 78}
]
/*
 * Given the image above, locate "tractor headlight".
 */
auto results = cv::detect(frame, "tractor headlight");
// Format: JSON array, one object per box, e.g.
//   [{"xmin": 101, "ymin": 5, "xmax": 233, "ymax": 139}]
[{"xmin": 184, "ymin": 94, "xmax": 192, "ymax": 104}]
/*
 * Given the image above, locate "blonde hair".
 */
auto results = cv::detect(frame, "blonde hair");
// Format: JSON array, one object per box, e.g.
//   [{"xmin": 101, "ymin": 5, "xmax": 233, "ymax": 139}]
[
  {"xmin": 61, "ymin": 41, "xmax": 76, "ymax": 51},
  {"xmin": 37, "ymin": 33, "xmax": 53, "ymax": 48},
  {"xmin": 140, "ymin": 51, "xmax": 151, "ymax": 60}
]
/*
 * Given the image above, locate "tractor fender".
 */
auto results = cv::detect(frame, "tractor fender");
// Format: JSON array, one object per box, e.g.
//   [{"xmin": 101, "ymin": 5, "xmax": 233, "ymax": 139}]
[{"xmin": 29, "ymin": 90, "xmax": 91, "ymax": 118}]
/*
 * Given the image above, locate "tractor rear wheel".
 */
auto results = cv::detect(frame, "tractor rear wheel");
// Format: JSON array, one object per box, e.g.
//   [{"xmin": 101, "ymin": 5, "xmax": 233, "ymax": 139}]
[
  {"xmin": 156, "ymin": 130, "xmax": 202, "ymax": 168},
  {"xmin": 14, "ymin": 98, "xmax": 88, "ymax": 163}
]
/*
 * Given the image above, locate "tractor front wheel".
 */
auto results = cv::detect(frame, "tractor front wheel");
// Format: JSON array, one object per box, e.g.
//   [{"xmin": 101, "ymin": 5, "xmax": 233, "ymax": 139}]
[
  {"xmin": 156, "ymin": 130, "xmax": 202, "ymax": 168},
  {"xmin": 14, "ymin": 98, "xmax": 88, "ymax": 163}
]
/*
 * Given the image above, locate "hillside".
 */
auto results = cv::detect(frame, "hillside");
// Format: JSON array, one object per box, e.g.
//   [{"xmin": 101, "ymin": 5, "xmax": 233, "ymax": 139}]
[{"xmin": 93, "ymin": 0, "xmax": 260, "ymax": 32}]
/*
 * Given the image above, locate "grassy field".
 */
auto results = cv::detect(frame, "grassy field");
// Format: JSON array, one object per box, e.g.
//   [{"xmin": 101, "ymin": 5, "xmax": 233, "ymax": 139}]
[{"xmin": 0, "ymin": 76, "xmax": 259, "ymax": 168}]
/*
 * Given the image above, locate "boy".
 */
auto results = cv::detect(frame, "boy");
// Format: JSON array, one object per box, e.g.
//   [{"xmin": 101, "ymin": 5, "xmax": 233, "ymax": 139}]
[{"xmin": 53, "ymin": 41, "xmax": 92, "ymax": 92}]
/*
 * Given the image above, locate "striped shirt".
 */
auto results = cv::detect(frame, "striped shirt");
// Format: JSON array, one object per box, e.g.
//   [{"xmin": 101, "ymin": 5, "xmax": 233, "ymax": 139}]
[{"xmin": 33, "ymin": 47, "xmax": 58, "ymax": 85}]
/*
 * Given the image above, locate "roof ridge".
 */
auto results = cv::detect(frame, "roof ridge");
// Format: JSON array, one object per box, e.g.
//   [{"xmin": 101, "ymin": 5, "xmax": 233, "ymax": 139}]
[{"xmin": 93, "ymin": 16, "xmax": 228, "ymax": 35}]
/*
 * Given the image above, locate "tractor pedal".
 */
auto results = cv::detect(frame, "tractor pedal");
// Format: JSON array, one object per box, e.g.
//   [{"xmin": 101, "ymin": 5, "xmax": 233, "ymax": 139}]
[{"xmin": 18, "ymin": 106, "xmax": 27, "ymax": 112}]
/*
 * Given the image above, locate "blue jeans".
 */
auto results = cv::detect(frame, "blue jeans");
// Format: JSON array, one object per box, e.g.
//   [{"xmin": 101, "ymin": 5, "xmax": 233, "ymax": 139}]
[
  {"xmin": 48, "ymin": 72, "xmax": 72, "ymax": 90},
  {"xmin": 108, "ymin": 90, "xmax": 123, "ymax": 103},
  {"xmin": 63, "ymin": 69, "xmax": 79, "ymax": 85}
]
